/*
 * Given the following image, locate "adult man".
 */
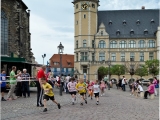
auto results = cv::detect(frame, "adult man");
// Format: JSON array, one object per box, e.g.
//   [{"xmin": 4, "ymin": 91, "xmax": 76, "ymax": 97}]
[
  {"xmin": 104, "ymin": 75, "xmax": 110, "ymax": 90},
  {"xmin": 122, "ymin": 76, "xmax": 126, "ymax": 91},
  {"xmin": 0, "ymin": 70, "xmax": 7, "ymax": 101},
  {"xmin": 7, "ymin": 66, "xmax": 21, "ymax": 100},
  {"xmin": 36, "ymin": 66, "xmax": 46, "ymax": 107},
  {"xmin": 65, "ymin": 74, "xmax": 71, "ymax": 93},
  {"xmin": 21, "ymin": 69, "xmax": 30, "ymax": 98}
]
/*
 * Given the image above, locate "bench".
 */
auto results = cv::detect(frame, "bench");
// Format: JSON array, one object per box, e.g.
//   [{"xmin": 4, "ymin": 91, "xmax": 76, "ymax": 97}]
[{"xmin": 150, "ymin": 94, "xmax": 155, "ymax": 99}]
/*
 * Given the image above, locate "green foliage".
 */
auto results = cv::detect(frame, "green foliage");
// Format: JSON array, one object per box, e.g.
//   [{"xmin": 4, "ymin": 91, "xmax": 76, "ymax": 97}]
[
  {"xmin": 145, "ymin": 59, "xmax": 159, "ymax": 76},
  {"xmin": 111, "ymin": 65, "xmax": 125, "ymax": 76},
  {"xmin": 135, "ymin": 65, "xmax": 148, "ymax": 78},
  {"xmin": 98, "ymin": 66, "xmax": 107, "ymax": 77}
]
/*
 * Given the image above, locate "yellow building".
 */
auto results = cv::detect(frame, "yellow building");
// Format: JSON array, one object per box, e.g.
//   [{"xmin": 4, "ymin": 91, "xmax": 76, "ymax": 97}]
[{"xmin": 72, "ymin": 0, "xmax": 160, "ymax": 81}]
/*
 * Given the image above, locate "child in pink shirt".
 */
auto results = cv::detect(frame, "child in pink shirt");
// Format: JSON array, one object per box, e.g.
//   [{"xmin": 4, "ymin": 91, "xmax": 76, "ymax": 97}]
[
  {"xmin": 87, "ymin": 81, "xmax": 94, "ymax": 99},
  {"xmin": 100, "ymin": 80, "xmax": 106, "ymax": 96},
  {"xmin": 144, "ymin": 81, "xmax": 154, "ymax": 99}
]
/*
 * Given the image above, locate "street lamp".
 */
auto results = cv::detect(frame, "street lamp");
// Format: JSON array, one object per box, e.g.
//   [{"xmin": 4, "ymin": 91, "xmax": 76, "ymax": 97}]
[
  {"xmin": 87, "ymin": 62, "xmax": 90, "ymax": 82},
  {"xmin": 107, "ymin": 59, "xmax": 111, "ymax": 90},
  {"xmin": 42, "ymin": 54, "xmax": 46, "ymax": 65},
  {"xmin": 57, "ymin": 42, "xmax": 64, "ymax": 96}
]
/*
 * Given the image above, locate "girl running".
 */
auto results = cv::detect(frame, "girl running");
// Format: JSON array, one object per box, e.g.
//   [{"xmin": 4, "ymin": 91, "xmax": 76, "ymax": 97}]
[
  {"xmin": 87, "ymin": 81, "xmax": 94, "ymax": 99},
  {"xmin": 67, "ymin": 77, "xmax": 77, "ymax": 105},
  {"xmin": 93, "ymin": 80, "xmax": 100, "ymax": 105},
  {"xmin": 76, "ymin": 79, "xmax": 87, "ymax": 106},
  {"xmin": 100, "ymin": 80, "xmax": 106, "ymax": 96}
]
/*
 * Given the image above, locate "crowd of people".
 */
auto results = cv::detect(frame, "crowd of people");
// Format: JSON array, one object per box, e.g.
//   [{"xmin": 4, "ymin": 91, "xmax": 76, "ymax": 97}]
[{"xmin": 0, "ymin": 65, "xmax": 159, "ymax": 112}]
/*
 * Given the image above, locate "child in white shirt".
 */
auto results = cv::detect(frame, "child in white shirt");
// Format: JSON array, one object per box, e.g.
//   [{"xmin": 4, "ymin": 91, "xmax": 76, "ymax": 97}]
[{"xmin": 93, "ymin": 80, "xmax": 100, "ymax": 105}]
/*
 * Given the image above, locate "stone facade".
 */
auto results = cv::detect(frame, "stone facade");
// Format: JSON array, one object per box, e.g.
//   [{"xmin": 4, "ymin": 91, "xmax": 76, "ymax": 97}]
[{"xmin": 1, "ymin": 0, "xmax": 33, "ymax": 62}]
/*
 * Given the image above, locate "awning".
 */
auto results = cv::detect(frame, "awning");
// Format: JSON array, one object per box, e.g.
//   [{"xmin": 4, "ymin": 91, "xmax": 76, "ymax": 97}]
[{"xmin": 1, "ymin": 56, "xmax": 26, "ymax": 63}]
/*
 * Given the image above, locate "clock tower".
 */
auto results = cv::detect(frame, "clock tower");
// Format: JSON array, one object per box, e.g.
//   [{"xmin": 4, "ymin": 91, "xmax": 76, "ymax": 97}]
[{"xmin": 72, "ymin": 0, "xmax": 99, "ymax": 79}]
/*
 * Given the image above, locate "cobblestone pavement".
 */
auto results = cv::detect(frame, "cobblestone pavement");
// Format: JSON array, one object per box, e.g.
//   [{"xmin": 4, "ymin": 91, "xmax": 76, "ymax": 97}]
[{"xmin": 1, "ymin": 86, "xmax": 159, "ymax": 120}]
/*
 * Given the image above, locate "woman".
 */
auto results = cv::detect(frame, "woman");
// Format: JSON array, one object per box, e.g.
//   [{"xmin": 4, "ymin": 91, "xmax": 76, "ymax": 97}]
[
  {"xmin": 15, "ymin": 70, "xmax": 22, "ymax": 98},
  {"xmin": 153, "ymin": 77, "xmax": 158, "ymax": 96},
  {"xmin": 144, "ymin": 81, "xmax": 154, "ymax": 99}
]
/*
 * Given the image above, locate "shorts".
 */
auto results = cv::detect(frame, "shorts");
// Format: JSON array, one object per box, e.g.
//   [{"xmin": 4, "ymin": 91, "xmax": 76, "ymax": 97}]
[
  {"xmin": 1, "ymin": 87, "xmax": 6, "ymax": 92},
  {"xmin": 69, "ymin": 91, "xmax": 77, "ymax": 95},
  {"xmin": 94, "ymin": 93, "xmax": 99, "ymax": 97},
  {"xmin": 80, "ymin": 92, "xmax": 85, "ymax": 96},
  {"xmin": 105, "ymin": 81, "xmax": 107, "ymax": 84},
  {"xmin": 43, "ymin": 94, "xmax": 55, "ymax": 101}
]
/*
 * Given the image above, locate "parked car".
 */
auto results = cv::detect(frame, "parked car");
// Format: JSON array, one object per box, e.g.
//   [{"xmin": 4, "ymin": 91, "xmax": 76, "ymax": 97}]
[{"xmin": 141, "ymin": 80, "xmax": 150, "ymax": 86}]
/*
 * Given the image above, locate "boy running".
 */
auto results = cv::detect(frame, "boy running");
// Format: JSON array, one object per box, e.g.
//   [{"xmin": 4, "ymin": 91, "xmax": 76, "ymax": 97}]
[
  {"xmin": 41, "ymin": 78, "xmax": 61, "ymax": 112},
  {"xmin": 93, "ymin": 80, "xmax": 100, "ymax": 105},
  {"xmin": 76, "ymin": 79, "xmax": 87, "ymax": 106}
]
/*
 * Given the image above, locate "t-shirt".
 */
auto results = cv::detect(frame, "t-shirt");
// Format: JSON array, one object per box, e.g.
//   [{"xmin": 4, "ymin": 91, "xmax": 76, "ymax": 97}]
[
  {"xmin": 148, "ymin": 84, "xmax": 154, "ymax": 94},
  {"xmin": 42, "ymin": 82, "xmax": 54, "ymax": 96},
  {"xmin": 93, "ymin": 84, "xmax": 100, "ymax": 93},
  {"xmin": 138, "ymin": 85, "xmax": 143, "ymax": 92},
  {"xmin": 10, "ymin": 71, "xmax": 16, "ymax": 84},
  {"xmin": 21, "ymin": 73, "xmax": 30, "ymax": 83},
  {"xmin": 104, "ymin": 77, "xmax": 108, "ymax": 82},
  {"xmin": 67, "ymin": 82, "xmax": 77, "ymax": 92},
  {"xmin": 37, "ymin": 69, "xmax": 47, "ymax": 81},
  {"xmin": 76, "ymin": 82, "xmax": 86, "ymax": 93},
  {"xmin": 66, "ymin": 76, "xmax": 71, "ymax": 83},
  {"xmin": 0, "ymin": 73, "xmax": 6, "ymax": 87},
  {"xmin": 122, "ymin": 78, "xmax": 126, "ymax": 84}
]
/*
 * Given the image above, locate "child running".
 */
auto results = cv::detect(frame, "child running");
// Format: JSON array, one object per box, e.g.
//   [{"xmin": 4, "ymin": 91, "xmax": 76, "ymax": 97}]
[
  {"xmin": 41, "ymin": 77, "xmax": 61, "ymax": 112},
  {"xmin": 93, "ymin": 80, "xmax": 100, "ymax": 105},
  {"xmin": 87, "ymin": 81, "xmax": 94, "ymax": 100},
  {"xmin": 67, "ymin": 77, "xmax": 77, "ymax": 105},
  {"xmin": 76, "ymin": 79, "xmax": 87, "ymax": 106},
  {"xmin": 100, "ymin": 80, "xmax": 106, "ymax": 96}
]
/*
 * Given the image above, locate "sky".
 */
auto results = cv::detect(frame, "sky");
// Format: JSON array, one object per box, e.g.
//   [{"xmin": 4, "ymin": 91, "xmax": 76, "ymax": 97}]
[{"xmin": 22, "ymin": 0, "xmax": 160, "ymax": 64}]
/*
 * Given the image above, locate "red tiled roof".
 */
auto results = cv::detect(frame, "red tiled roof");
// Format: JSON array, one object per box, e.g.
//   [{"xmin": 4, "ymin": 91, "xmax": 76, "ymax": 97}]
[{"xmin": 49, "ymin": 54, "xmax": 74, "ymax": 68}]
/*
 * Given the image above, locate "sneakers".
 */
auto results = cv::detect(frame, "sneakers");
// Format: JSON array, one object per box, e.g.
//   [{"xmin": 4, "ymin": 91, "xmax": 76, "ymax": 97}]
[
  {"xmin": 1, "ymin": 98, "xmax": 6, "ymax": 101},
  {"xmin": 91, "ymin": 97, "xmax": 93, "ymax": 100},
  {"xmin": 96, "ymin": 101, "xmax": 99, "ymax": 105},
  {"xmin": 43, "ymin": 108, "xmax": 47, "ymax": 112},
  {"xmin": 80, "ymin": 103, "xmax": 83, "ymax": 106},
  {"xmin": 72, "ymin": 102, "xmax": 74, "ymax": 105},
  {"xmin": 37, "ymin": 104, "xmax": 44, "ymax": 107},
  {"xmin": 85, "ymin": 100, "xmax": 87, "ymax": 104},
  {"xmin": 57, "ymin": 103, "xmax": 61, "ymax": 109}
]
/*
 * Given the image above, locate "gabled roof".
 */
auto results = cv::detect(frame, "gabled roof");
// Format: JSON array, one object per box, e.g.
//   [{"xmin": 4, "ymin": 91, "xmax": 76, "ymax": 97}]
[{"xmin": 98, "ymin": 9, "xmax": 159, "ymax": 38}]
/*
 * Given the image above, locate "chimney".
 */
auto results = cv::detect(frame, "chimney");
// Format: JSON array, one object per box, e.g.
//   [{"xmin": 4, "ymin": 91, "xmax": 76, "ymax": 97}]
[{"xmin": 142, "ymin": 6, "xmax": 145, "ymax": 10}]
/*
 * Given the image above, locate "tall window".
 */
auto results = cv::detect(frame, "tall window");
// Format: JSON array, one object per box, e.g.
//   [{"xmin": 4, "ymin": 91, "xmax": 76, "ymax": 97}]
[
  {"xmin": 148, "ymin": 40, "xmax": 155, "ymax": 48},
  {"xmin": 138, "ymin": 40, "xmax": 145, "ymax": 48},
  {"xmin": 130, "ymin": 52, "xmax": 135, "ymax": 61},
  {"xmin": 92, "ymin": 53, "xmax": 95, "ymax": 61},
  {"xmin": 76, "ymin": 53, "xmax": 78, "ymax": 62},
  {"xmin": 76, "ymin": 40, "xmax": 78, "ymax": 48},
  {"xmin": 92, "ymin": 40, "xmax": 95, "ymax": 48},
  {"xmin": 119, "ymin": 41, "xmax": 127, "ymax": 48},
  {"xmin": 1, "ymin": 10, "xmax": 8, "ymax": 55},
  {"xmin": 76, "ymin": 4, "xmax": 78, "ymax": 9},
  {"xmin": 83, "ymin": 66, "xmax": 87, "ymax": 74},
  {"xmin": 111, "ymin": 53, "xmax": 116, "ymax": 61},
  {"xmin": 110, "ymin": 41, "xmax": 117, "ymax": 48},
  {"xmin": 83, "ymin": 40, "xmax": 87, "ymax": 47},
  {"xmin": 99, "ymin": 52, "xmax": 105, "ymax": 61},
  {"xmin": 81, "ymin": 52, "xmax": 87, "ymax": 61},
  {"xmin": 129, "ymin": 40, "xmax": 136, "ymax": 48},
  {"xmin": 99, "ymin": 40, "xmax": 106, "ymax": 48},
  {"xmin": 149, "ymin": 52, "xmax": 154, "ymax": 60},
  {"xmin": 140, "ymin": 52, "xmax": 144, "ymax": 61},
  {"xmin": 121, "ymin": 52, "xmax": 125, "ymax": 61}
]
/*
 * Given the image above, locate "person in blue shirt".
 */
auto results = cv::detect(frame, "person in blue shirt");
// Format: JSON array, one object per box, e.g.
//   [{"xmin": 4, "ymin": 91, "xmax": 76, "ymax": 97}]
[{"xmin": 0, "ymin": 70, "xmax": 7, "ymax": 101}]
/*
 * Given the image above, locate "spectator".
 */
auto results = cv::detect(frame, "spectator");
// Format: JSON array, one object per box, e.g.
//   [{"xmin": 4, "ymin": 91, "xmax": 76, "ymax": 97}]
[
  {"xmin": 122, "ymin": 76, "xmax": 126, "ymax": 91},
  {"xmin": 16, "ymin": 70, "xmax": 22, "ymax": 98},
  {"xmin": 153, "ymin": 77, "xmax": 158, "ymax": 96},
  {"xmin": 0, "ymin": 70, "xmax": 7, "ymax": 101},
  {"xmin": 144, "ymin": 81, "xmax": 154, "ymax": 99},
  {"xmin": 65, "ymin": 74, "xmax": 71, "ymax": 93}
]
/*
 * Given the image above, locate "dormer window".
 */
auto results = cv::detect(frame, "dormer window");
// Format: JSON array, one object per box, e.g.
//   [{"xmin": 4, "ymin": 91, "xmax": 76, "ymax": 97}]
[
  {"xmin": 151, "ymin": 19, "xmax": 155, "ymax": 24},
  {"xmin": 101, "ymin": 31, "xmax": 103, "ymax": 36},
  {"xmin": 92, "ymin": 4, "xmax": 95, "ymax": 8},
  {"xmin": 130, "ymin": 29, "xmax": 134, "ymax": 35},
  {"xmin": 54, "ymin": 62, "xmax": 59, "ymax": 65},
  {"xmin": 136, "ymin": 20, "xmax": 140, "ymax": 25},
  {"xmin": 68, "ymin": 62, "xmax": 71, "ymax": 66},
  {"xmin": 123, "ymin": 20, "xmax": 126, "ymax": 25},
  {"xmin": 109, "ymin": 20, "xmax": 112, "ymax": 25},
  {"xmin": 144, "ymin": 29, "xmax": 148, "ymax": 35},
  {"xmin": 116, "ymin": 30, "xmax": 120, "ymax": 35}
]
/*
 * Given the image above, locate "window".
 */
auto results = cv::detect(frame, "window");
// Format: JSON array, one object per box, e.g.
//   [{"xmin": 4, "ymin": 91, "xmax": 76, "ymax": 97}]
[
  {"xmin": 101, "ymin": 31, "xmax": 103, "ymax": 36},
  {"xmin": 76, "ymin": 40, "xmax": 78, "ymax": 48},
  {"xmin": 92, "ymin": 40, "xmax": 95, "ymax": 48},
  {"xmin": 92, "ymin": 4, "xmax": 95, "ymax": 8},
  {"xmin": 81, "ymin": 52, "xmax": 87, "ymax": 61},
  {"xmin": 119, "ymin": 41, "xmax": 127, "ymax": 48},
  {"xmin": 83, "ymin": 66, "xmax": 87, "ymax": 74},
  {"xmin": 68, "ymin": 62, "xmax": 71, "ymax": 66},
  {"xmin": 1, "ymin": 10, "xmax": 8, "ymax": 55},
  {"xmin": 76, "ymin": 4, "xmax": 78, "ymax": 9},
  {"xmin": 76, "ymin": 53, "xmax": 78, "ymax": 62},
  {"xmin": 140, "ymin": 52, "xmax": 144, "ymax": 61},
  {"xmin": 92, "ymin": 53, "xmax": 95, "ymax": 61},
  {"xmin": 110, "ymin": 41, "xmax": 117, "ymax": 48},
  {"xmin": 98, "ymin": 40, "xmax": 106, "ymax": 48},
  {"xmin": 84, "ymin": 14, "xmax": 86, "ymax": 19},
  {"xmin": 129, "ymin": 40, "xmax": 136, "ymax": 48},
  {"xmin": 149, "ymin": 52, "xmax": 154, "ymax": 60},
  {"xmin": 111, "ymin": 53, "xmax": 116, "ymax": 61},
  {"xmin": 130, "ymin": 52, "xmax": 135, "ymax": 61},
  {"xmin": 83, "ymin": 40, "xmax": 87, "ymax": 47},
  {"xmin": 121, "ymin": 52, "xmax": 125, "ymax": 61},
  {"xmin": 54, "ymin": 62, "xmax": 59, "ymax": 65},
  {"xmin": 138, "ymin": 40, "xmax": 145, "ymax": 48},
  {"xmin": 99, "ymin": 52, "xmax": 105, "ymax": 61},
  {"xmin": 76, "ymin": 21, "xmax": 78, "ymax": 25},
  {"xmin": 148, "ymin": 40, "xmax": 155, "ymax": 48}
]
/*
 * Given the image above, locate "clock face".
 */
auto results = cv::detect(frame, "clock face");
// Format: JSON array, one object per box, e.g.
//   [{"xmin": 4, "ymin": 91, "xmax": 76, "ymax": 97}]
[{"xmin": 81, "ymin": 3, "xmax": 88, "ymax": 10}]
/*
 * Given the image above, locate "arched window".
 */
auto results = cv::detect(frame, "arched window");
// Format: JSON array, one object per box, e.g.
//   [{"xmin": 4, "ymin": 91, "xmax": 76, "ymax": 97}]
[
  {"xmin": 1, "ymin": 10, "xmax": 8, "ymax": 55},
  {"xmin": 83, "ymin": 40, "xmax": 87, "ymax": 47},
  {"xmin": 110, "ymin": 41, "xmax": 117, "ymax": 48},
  {"xmin": 98, "ymin": 40, "xmax": 106, "ymax": 48},
  {"xmin": 138, "ymin": 40, "xmax": 145, "ymax": 48},
  {"xmin": 129, "ymin": 40, "xmax": 136, "ymax": 48},
  {"xmin": 148, "ymin": 40, "xmax": 155, "ymax": 48},
  {"xmin": 119, "ymin": 41, "xmax": 127, "ymax": 48}
]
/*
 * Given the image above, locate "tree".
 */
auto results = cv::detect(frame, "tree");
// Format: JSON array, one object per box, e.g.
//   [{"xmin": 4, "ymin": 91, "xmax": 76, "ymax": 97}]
[
  {"xmin": 111, "ymin": 65, "xmax": 125, "ymax": 79},
  {"xmin": 135, "ymin": 65, "xmax": 148, "ymax": 78},
  {"xmin": 145, "ymin": 59, "xmax": 159, "ymax": 76},
  {"xmin": 98, "ymin": 66, "xmax": 107, "ymax": 78}
]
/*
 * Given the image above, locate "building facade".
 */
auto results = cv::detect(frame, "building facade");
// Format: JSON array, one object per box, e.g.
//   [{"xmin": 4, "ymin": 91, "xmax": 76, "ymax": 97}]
[
  {"xmin": 49, "ymin": 54, "xmax": 74, "ymax": 77},
  {"xmin": 72, "ymin": 0, "xmax": 160, "ymax": 81}
]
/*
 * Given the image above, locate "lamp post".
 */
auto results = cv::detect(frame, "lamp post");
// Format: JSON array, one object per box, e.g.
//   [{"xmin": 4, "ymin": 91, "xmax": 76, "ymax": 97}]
[
  {"xmin": 57, "ymin": 42, "xmax": 64, "ymax": 96},
  {"xmin": 87, "ymin": 62, "xmax": 90, "ymax": 82},
  {"xmin": 42, "ymin": 54, "xmax": 46, "ymax": 65},
  {"xmin": 107, "ymin": 59, "xmax": 111, "ymax": 90}
]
